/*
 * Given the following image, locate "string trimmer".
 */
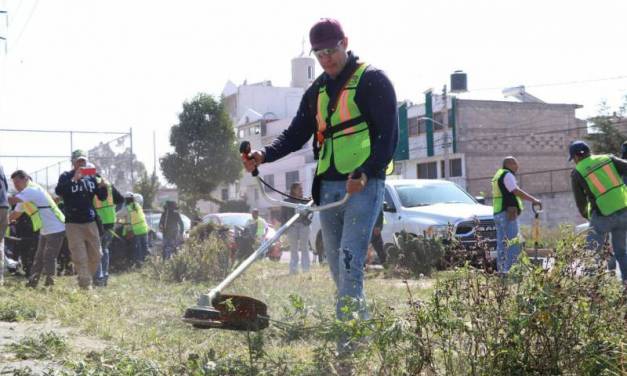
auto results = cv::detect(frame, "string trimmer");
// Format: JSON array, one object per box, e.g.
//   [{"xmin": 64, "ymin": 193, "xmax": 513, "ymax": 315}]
[{"xmin": 182, "ymin": 141, "xmax": 349, "ymax": 331}]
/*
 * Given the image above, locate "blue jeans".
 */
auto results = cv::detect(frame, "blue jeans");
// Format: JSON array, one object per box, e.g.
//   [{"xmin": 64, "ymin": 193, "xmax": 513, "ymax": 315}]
[
  {"xmin": 288, "ymin": 223, "xmax": 311, "ymax": 274},
  {"xmin": 95, "ymin": 230, "xmax": 113, "ymax": 282},
  {"xmin": 494, "ymin": 211, "xmax": 521, "ymax": 273},
  {"xmin": 133, "ymin": 234, "xmax": 149, "ymax": 264},
  {"xmin": 319, "ymin": 178, "xmax": 385, "ymax": 321},
  {"xmin": 162, "ymin": 236, "xmax": 179, "ymax": 260},
  {"xmin": 587, "ymin": 209, "xmax": 627, "ymax": 282}
]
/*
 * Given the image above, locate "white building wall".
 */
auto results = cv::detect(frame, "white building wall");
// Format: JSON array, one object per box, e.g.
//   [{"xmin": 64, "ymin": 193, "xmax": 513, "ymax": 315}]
[{"xmin": 234, "ymin": 85, "xmax": 303, "ymax": 123}]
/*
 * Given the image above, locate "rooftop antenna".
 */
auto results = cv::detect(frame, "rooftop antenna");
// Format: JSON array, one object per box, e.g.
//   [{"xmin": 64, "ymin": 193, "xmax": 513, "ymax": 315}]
[{"xmin": 300, "ymin": 36, "xmax": 305, "ymax": 57}]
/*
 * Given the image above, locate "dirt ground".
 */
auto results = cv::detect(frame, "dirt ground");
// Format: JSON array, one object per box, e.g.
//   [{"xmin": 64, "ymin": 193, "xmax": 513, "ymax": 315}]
[{"xmin": 0, "ymin": 319, "xmax": 108, "ymax": 375}]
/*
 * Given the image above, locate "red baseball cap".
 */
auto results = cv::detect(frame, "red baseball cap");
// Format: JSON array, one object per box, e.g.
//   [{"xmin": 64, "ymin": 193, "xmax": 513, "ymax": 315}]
[{"xmin": 309, "ymin": 18, "xmax": 345, "ymax": 51}]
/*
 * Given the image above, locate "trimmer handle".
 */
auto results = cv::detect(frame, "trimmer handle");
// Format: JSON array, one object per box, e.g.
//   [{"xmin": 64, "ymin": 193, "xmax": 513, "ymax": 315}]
[
  {"xmin": 532, "ymin": 202, "xmax": 543, "ymax": 217},
  {"xmin": 239, "ymin": 141, "xmax": 259, "ymax": 177}
]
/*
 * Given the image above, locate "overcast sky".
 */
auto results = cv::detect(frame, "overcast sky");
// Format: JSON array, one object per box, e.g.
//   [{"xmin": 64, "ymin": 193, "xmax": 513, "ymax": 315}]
[{"xmin": 0, "ymin": 0, "xmax": 626, "ymax": 183}]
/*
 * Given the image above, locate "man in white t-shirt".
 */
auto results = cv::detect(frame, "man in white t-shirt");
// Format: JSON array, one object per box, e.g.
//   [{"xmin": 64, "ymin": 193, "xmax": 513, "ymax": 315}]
[
  {"xmin": 9, "ymin": 170, "xmax": 66, "ymax": 287},
  {"xmin": 491, "ymin": 157, "xmax": 541, "ymax": 273}
]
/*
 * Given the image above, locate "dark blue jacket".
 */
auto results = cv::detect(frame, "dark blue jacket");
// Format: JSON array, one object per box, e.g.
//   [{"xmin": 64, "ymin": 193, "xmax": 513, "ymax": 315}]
[
  {"xmin": 55, "ymin": 171, "xmax": 108, "ymax": 224},
  {"xmin": 264, "ymin": 52, "xmax": 398, "ymax": 181}
]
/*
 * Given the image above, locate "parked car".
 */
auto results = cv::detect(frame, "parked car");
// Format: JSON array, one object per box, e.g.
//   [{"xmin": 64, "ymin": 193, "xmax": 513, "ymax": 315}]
[
  {"xmin": 309, "ymin": 179, "xmax": 497, "ymax": 261},
  {"xmin": 202, "ymin": 212, "xmax": 282, "ymax": 260}
]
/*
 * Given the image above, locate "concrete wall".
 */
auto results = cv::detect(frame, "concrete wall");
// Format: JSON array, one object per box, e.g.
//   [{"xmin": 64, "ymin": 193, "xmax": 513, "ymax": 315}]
[{"xmin": 458, "ymin": 100, "xmax": 586, "ymax": 197}]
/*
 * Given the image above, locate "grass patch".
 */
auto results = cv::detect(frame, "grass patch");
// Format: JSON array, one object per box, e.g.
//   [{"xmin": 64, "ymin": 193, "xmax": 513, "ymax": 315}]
[
  {"xmin": 7, "ymin": 331, "xmax": 68, "ymax": 360},
  {"xmin": 1, "ymin": 229, "xmax": 624, "ymax": 374},
  {"xmin": 0, "ymin": 261, "xmax": 430, "ymax": 373},
  {"xmin": 0, "ymin": 300, "xmax": 40, "ymax": 322},
  {"xmin": 65, "ymin": 349, "xmax": 162, "ymax": 375}
]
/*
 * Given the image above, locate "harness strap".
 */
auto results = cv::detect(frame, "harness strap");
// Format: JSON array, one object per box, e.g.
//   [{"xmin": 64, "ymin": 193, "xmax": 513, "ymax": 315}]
[{"xmin": 321, "ymin": 115, "xmax": 366, "ymax": 138}]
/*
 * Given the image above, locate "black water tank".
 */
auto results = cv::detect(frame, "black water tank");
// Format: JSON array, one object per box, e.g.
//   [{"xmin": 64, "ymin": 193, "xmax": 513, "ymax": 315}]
[{"xmin": 450, "ymin": 70, "xmax": 467, "ymax": 93}]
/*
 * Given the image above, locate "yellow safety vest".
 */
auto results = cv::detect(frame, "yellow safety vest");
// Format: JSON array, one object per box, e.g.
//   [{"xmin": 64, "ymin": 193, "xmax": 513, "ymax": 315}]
[
  {"xmin": 575, "ymin": 155, "xmax": 627, "ymax": 216},
  {"xmin": 491, "ymin": 168, "xmax": 523, "ymax": 214},
  {"xmin": 93, "ymin": 185, "xmax": 116, "ymax": 225},
  {"xmin": 127, "ymin": 203, "xmax": 149, "ymax": 236},
  {"xmin": 315, "ymin": 63, "xmax": 371, "ymax": 175},
  {"xmin": 22, "ymin": 182, "xmax": 65, "ymax": 231}
]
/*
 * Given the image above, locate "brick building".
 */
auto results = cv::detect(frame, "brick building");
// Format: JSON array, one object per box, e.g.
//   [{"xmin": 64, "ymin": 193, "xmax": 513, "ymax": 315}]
[{"xmin": 399, "ymin": 97, "xmax": 588, "ymax": 227}]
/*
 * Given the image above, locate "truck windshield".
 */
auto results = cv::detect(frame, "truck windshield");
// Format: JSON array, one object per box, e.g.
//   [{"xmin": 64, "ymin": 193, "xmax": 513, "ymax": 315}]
[{"xmin": 395, "ymin": 184, "xmax": 476, "ymax": 207}]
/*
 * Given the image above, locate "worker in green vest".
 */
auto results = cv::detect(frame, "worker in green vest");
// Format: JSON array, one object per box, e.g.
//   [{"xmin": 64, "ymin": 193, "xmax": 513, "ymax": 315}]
[
  {"xmin": 117, "ymin": 192, "xmax": 149, "ymax": 266},
  {"xmin": 491, "ymin": 156, "xmax": 542, "ymax": 273},
  {"xmin": 92, "ymin": 176, "xmax": 124, "ymax": 286},
  {"xmin": 245, "ymin": 208, "xmax": 267, "ymax": 241},
  {"xmin": 569, "ymin": 140, "xmax": 627, "ymax": 287},
  {"xmin": 242, "ymin": 18, "xmax": 398, "ymax": 361}
]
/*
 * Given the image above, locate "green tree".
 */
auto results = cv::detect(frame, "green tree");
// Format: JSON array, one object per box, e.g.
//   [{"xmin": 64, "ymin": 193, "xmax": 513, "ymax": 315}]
[
  {"xmin": 133, "ymin": 170, "xmax": 160, "ymax": 210},
  {"xmin": 586, "ymin": 96, "xmax": 627, "ymax": 155},
  {"xmin": 219, "ymin": 199, "xmax": 250, "ymax": 213},
  {"xmin": 161, "ymin": 93, "xmax": 241, "ymax": 217}
]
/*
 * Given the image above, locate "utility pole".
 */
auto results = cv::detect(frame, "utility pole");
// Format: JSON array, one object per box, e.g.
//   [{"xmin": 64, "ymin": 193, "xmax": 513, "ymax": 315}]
[
  {"xmin": 442, "ymin": 85, "xmax": 450, "ymax": 180},
  {"xmin": 129, "ymin": 127, "xmax": 134, "ymax": 187},
  {"xmin": 152, "ymin": 130, "xmax": 156, "ymax": 175},
  {"xmin": 0, "ymin": 9, "xmax": 7, "ymax": 54}
]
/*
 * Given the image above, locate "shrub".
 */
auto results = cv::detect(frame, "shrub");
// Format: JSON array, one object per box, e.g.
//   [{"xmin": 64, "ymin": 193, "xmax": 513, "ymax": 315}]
[
  {"xmin": 144, "ymin": 230, "xmax": 231, "ymax": 283},
  {"xmin": 358, "ymin": 229, "xmax": 626, "ymax": 374},
  {"xmin": 385, "ymin": 231, "xmax": 446, "ymax": 278}
]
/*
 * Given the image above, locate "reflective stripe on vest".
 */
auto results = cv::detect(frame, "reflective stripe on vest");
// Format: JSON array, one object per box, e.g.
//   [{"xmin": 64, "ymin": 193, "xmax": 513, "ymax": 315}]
[
  {"xmin": 22, "ymin": 201, "xmax": 42, "ymax": 232},
  {"xmin": 127, "ymin": 203, "xmax": 149, "ymax": 235},
  {"xmin": 94, "ymin": 185, "xmax": 116, "ymax": 225},
  {"xmin": 491, "ymin": 168, "xmax": 523, "ymax": 214},
  {"xmin": 575, "ymin": 155, "xmax": 627, "ymax": 216},
  {"xmin": 24, "ymin": 182, "xmax": 65, "ymax": 228},
  {"xmin": 315, "ymin": 63, "xmax": 371, "ymax": 175}
]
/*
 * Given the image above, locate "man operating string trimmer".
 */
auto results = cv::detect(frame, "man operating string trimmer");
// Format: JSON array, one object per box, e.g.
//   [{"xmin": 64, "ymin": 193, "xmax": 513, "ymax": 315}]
[{"xmin": 242, "ymin": 18, "xmax": 398, "ymax": 355}]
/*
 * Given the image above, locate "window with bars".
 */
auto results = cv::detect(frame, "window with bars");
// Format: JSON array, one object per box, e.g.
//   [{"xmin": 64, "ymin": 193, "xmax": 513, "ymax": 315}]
[{"xmin": 417, "ymin": 162, "xmax": 438, "ymax": 179}]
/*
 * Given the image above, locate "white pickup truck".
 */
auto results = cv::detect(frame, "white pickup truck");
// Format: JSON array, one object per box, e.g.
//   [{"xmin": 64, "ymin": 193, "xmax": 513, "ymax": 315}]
[{"xmin": 309, "ymin": 179, "xmax": 497, "ymax": 258}]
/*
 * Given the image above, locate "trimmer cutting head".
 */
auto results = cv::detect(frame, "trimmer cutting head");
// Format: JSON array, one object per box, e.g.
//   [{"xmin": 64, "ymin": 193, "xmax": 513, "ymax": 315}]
[{"xmin": 182, "ymin": 294, "xmax": 269, "ymax": 331}]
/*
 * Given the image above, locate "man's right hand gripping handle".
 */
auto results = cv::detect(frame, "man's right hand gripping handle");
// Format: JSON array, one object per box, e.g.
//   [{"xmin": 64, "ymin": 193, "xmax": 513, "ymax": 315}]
[{"xmin": 239, "ymin": 141, "xmax": 265, "ymax": 177}]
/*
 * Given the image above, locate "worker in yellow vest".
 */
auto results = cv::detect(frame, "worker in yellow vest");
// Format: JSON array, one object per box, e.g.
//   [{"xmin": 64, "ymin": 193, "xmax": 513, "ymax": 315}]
[
  {"xmin": 569, "ymin": 140, "xmax": 627, "ymax": 288},
  {"xmin": 245, "ymin": 208, "xmax": 267, "ymax": 241},
  {"xmin": 491, "ymin": 157, "xmax": 542, "ymax": 273},
  {"xmin": 92, "ymin": 176, "xmax": 124, "ymax": 286},
  {"xmin": 8, "ymin": 170, "xmax": 66, "ymax": 287},
  {"xmin": 242, "ymin": 19, "xmax": 398, "ymax": 359},
  {"xmin": 117, "ymin": 192, "xmax": 149, "ymax": 266}
]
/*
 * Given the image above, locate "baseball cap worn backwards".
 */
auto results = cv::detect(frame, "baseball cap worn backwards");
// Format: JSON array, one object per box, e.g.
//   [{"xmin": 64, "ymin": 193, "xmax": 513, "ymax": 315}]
[
  {"xmin": 568, "ymin": 140, "xmax": 590, "ymax": 161},
  {"xmin": 71, "ymin": 149, "xmax": 87, "ymax": 161},
  {"xmin": 309, "ymin": 18, "xmax": 345, "ymax": 51}
]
